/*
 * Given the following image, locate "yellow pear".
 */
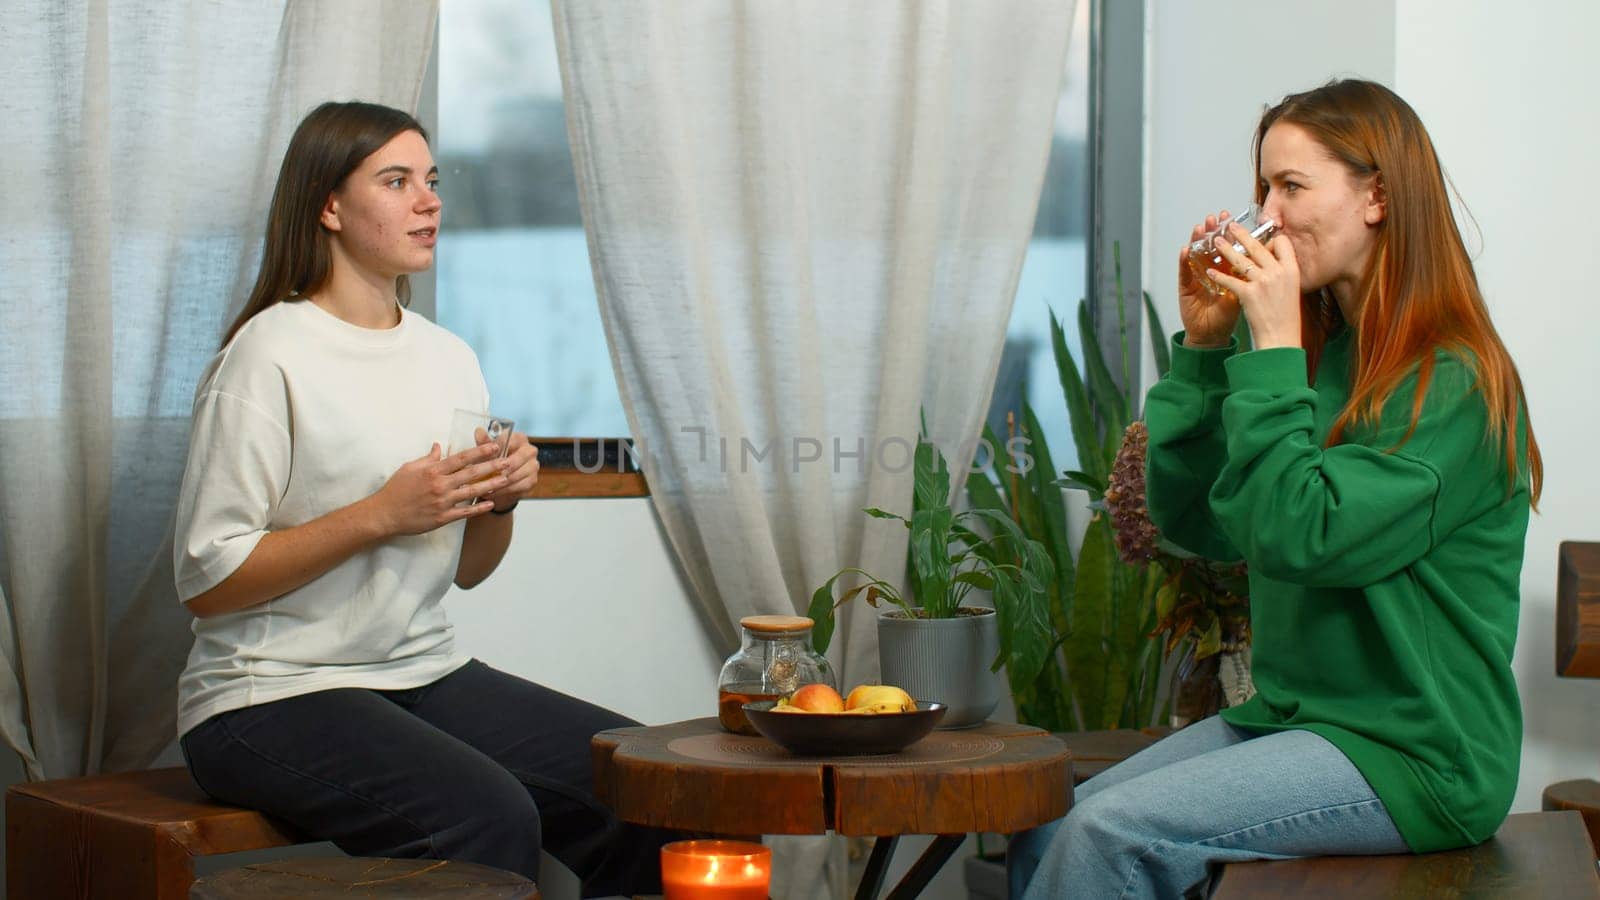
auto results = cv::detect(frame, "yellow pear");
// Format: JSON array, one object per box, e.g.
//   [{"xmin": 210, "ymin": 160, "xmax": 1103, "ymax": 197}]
[{"xmin": 845, "ymin": 684, "xmax": 916, "ymax": 714}]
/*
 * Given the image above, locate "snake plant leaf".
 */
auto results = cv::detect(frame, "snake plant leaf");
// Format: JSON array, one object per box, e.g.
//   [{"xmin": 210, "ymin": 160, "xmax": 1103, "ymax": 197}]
[
  {"xmin": 966, "ymin": 424, "xmax": 1008, "ymax": 497},
  {"xmin": 1077, "ymin": 299, "xmax": 1130, "ymax": 453},
  {"xmin": 1050, "ymin": 309, "xmax": 1105, "ymax": 485},
  {"xmin": 1110, "ymin": 559, "xmax": 1155, "ymax": 726},
  {"xmin": 1020, "ymin": 404, "xmax": 1076, "ymax": 647},
  {"xmin": 1143, "ymin": 291, "xmax": 1172, "ymax": 379},
  {"xmin": 1063, "ymin": 516, "xmax": 1115, "ymax": 729}
]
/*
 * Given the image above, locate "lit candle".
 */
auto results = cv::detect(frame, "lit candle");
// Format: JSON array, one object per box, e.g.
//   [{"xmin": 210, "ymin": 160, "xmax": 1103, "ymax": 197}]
[{"xmin": 661, "ymin": 840, "xmax": 772, "ymax": 900}]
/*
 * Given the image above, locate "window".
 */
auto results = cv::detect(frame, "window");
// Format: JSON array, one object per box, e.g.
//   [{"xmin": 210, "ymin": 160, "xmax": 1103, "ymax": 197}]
[
  {"xmin": 436, "ymin": 0, "xmax": 628, "ymax": 440},
  {"xmin": 438, "ymin": 1, "xmax": 1102, "ymax": 474}
]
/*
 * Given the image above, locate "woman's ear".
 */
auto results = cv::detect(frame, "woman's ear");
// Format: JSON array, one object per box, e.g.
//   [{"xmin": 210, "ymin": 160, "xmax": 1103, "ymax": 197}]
[
  {"xmin": 319, "ymin": 194, "xmax": 341, "ymax": 232},
  {"xmin": 1364, "ymin": 175, "xmax": 1387, "ymax": 226}
]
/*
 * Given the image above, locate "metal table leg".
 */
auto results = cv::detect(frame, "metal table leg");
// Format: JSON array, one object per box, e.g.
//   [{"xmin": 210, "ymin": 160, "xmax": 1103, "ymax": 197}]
[
  {"xmin": 853, "ymin": 833, "xmax": 968, "ymax": 900},
  {"xmin": 855, "ymin": 835, "xmax": 899, "ymax": 900}
]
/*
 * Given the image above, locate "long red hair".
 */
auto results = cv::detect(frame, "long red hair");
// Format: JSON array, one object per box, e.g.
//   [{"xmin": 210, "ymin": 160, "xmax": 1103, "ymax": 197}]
[{"xmin": 1253, "ymin": 80, "xmax": 1541, "ymax": 507}]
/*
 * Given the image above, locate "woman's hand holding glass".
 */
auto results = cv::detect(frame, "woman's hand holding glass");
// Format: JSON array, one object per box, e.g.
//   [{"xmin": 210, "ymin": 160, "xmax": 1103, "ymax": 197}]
[
  {"xmin": 1206, "ymin": 222, "xmax": 1303, "ymax": 351},
  {"xmin": 371, "ymin": 442, "xmax": 511, "ymax": 536},
  {"xmin": 1178, "ymin": 212, "xmax": 1244, "ymax": 348}
]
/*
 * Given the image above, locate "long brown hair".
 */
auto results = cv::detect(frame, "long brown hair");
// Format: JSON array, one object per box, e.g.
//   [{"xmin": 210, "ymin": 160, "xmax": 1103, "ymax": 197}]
[
  {"xmin": 221, "ymin": 101, "xmax": 428, "ymax": 347},
  {"xmin": 1253, "ymin": 79, "xmax": 1542, "ymax": 507}
]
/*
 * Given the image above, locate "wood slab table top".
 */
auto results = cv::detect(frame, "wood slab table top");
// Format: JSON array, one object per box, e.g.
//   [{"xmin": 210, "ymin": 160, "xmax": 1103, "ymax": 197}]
[{"xmin": 591, "ymin": 718, "xmax": 1071, "ymax": 838}]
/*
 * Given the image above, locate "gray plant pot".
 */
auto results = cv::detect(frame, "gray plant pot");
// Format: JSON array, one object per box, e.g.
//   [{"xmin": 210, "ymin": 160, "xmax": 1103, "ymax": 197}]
[{"xmin": 878, "ymin": 607, "xmax": 1000, "ymax": 729}]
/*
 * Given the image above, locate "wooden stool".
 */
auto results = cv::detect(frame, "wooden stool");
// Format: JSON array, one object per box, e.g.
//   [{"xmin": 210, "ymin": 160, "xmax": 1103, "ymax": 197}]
[
  {"xmin": 1544, "ymin": 779, "xmax": 1600, "ymax": 857},
  {"xmin": 6, "ymin": 766, "xmax": 311, "ymax": 899},
  {"xmin": 1210, "ymin": 811, "xmax": 1600, "ymax": 898},
  {"xmin": 189, "ymin": 857, "xmax": 537, "ymax": 899}
]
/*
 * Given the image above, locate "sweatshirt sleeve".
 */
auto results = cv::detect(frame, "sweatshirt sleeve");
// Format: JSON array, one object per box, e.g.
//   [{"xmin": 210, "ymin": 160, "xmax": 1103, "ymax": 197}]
[
  {"xmin": 172, "ymin": 390, "xmax": 292, "ymax": 602},
  {"xmin": 1144, "ymin": 333, "xmax": 1244, "ymax": 563},
  {"xmin": 1210, "ymin": 347, "xmax": 1496, "ymax": 589}
]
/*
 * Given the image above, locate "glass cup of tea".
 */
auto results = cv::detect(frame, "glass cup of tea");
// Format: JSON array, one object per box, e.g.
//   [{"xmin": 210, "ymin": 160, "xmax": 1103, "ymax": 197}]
[
  {"xmin": 447, "ymin": 408, "xmax": 515, "ymax": 504},
  {"xmin": 1186, "ymin": 203, "xmax": 1280, "ymax": 300}
]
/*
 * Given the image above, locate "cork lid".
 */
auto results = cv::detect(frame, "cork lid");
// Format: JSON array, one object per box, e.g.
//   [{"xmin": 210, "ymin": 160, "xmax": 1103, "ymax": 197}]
[{"xmin": 740, "ymin": 615, "xmax": 814, "ymax": 633}]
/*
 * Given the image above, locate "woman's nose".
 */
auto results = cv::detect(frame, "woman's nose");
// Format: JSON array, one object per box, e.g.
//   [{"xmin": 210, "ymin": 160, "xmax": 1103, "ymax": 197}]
[{"xmin": 1260, "ymin": 194, "xmax": 1282, "ymax": 226}]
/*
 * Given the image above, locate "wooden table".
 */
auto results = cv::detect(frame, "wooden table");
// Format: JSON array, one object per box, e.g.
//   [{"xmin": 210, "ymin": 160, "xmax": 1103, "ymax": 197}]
[{"xmin": 591, "ymin": 718, "xmax": 1071, "ymax": 900}]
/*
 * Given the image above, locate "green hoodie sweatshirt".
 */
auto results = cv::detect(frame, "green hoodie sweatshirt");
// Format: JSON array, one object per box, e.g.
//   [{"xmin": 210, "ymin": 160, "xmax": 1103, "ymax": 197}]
[{"xmin": 1144, "ymin": 327, "xmax": 1529, "ymax": 853}]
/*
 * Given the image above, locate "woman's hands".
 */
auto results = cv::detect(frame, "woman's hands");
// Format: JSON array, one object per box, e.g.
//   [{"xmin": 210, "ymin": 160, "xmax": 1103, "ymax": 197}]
[
  {"xmin": 483, "ymin": 432, "xmax": 539, "ymax": 513},
  {"xmin": 1206, "ymin": 222, "xmax": 1303, "ymax": 351},
  {"xmin": 369, "ymin": 441, "xmax": 510, "ymax": 536},
  {"xmin": 1178, "ymin": 213, "xmax": 1243, "ymax": 348}
]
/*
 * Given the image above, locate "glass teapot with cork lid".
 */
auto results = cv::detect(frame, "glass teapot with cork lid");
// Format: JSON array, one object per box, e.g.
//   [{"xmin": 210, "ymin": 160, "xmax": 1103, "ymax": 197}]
[{"xmin": 716, "ymin": 615, "xmax": 836, "ymax": 735}]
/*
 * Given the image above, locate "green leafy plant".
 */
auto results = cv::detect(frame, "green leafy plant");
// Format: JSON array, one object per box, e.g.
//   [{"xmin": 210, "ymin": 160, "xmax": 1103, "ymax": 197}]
[{"xmin": 806, "ymin": 439, "xmax": 1057, "ymax": 688}]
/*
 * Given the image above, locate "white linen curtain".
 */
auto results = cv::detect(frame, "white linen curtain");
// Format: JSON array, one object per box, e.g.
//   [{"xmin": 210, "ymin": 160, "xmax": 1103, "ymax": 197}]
[
  {"xmin": 551, "ymin": 2, "xmax": 1073, "ymax": 895},
  {"xmin": 0, "ymin": 0, "xmax": 438, "ymax": 781}
]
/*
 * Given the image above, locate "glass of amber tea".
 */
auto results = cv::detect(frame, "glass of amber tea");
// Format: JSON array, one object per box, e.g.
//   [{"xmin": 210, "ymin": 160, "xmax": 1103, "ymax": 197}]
[
  {"xmin": 448, "ymin": 408, "xmax": 514, "ymax": 504},
  {"xmin": 1186, "ymin": 203, "xmax": 1280, "ymax": 301}
]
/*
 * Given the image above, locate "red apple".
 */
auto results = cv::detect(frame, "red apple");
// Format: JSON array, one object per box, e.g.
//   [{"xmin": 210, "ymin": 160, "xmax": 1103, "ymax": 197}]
[{"xmin": 788, "ymin": 683, "xmax": 846, "ymax": 713}]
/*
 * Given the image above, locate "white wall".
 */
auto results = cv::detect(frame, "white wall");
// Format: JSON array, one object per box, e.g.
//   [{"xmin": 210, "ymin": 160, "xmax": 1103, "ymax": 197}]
[
  {"xmin": 445, "ymin": 496, "xmax": 722, "ymax": 727},
  {"xmin": 1393, "ymin": 0, "xmax": 1600, "ymax": 814}
]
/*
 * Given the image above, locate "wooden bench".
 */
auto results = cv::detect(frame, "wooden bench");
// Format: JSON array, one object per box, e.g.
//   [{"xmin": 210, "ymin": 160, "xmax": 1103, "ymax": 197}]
[
  {"xmin": 1211, "ymin": 811, "xmax": 1600, "ymax": 898},
  {"xmin": 1551, "ymin": 542, "xmax": 1600, "ymax": 858},
  {"xmin": 190, "ymin": 857, "xmax": 538, "ymax": 899},
  {"xmin": 6, "ymin": 766, "xmax": 310, "ymax": 900}
]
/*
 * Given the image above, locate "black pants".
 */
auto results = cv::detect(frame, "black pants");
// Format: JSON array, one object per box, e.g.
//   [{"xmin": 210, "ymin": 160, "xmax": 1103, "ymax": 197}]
[{"xmin": 180, "ymin": 659, "xmax": 671, "ymax": 897}]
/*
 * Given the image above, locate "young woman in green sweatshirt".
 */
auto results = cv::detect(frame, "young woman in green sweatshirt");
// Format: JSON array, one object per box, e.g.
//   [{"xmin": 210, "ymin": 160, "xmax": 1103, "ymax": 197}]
[{"xmin": 1009, "ymin": 79, "xmax": 1543, "ymax": 899}]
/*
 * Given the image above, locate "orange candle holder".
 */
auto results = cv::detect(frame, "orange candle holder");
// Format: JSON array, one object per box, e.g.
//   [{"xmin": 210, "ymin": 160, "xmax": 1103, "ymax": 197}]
[{"xmin": 661, "ymin": 839, "xmax": 772, "ymax": 900}]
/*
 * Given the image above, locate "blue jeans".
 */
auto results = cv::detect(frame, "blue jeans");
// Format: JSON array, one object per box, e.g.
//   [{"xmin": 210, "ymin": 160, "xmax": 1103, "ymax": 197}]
[
  {"xmin": 180, "ymin": 659, "xmax": 677, "ymax": 898},
  {"xmin": 1008, "ymin": 716, "xmax": 1409, "ymax": 899}
]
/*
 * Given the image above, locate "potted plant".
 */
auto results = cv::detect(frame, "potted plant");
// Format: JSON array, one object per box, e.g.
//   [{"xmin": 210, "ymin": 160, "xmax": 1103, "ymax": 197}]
[
  {"xmin": 807, "ymin": 439, "xmax": 1056, "ymax": 728},
  {"xmin": 1102, "ymin": 419, "xmax": 1253, "ymax": 724}
]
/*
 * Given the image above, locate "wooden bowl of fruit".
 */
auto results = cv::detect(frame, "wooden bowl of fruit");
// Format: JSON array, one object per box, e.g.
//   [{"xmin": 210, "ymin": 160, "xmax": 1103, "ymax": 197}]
[{"xmin": 743, "ymin": 684, "xmax": 946, "ymax": 756}]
